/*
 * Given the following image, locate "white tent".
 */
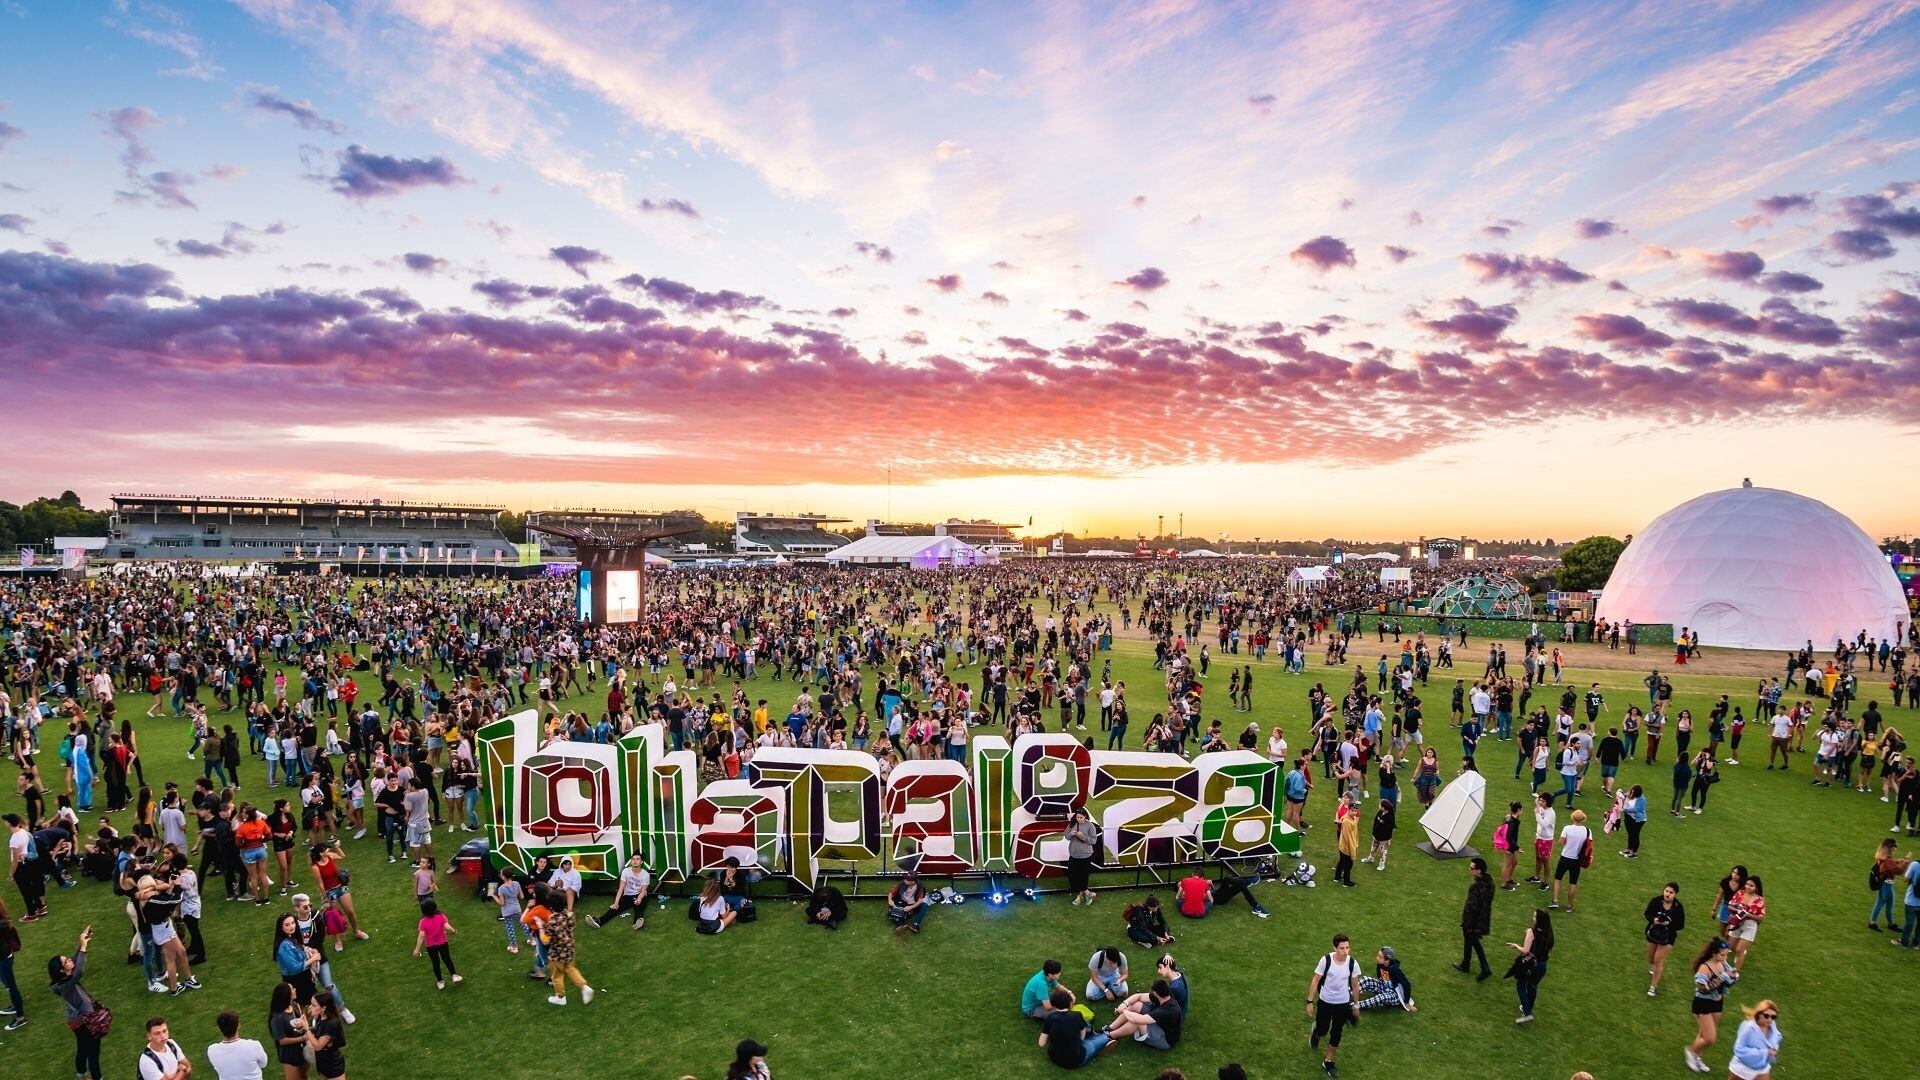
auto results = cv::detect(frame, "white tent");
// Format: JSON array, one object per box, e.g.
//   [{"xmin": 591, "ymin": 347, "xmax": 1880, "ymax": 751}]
[
  {"xmin": 1379, "ymin": 566, "xmax": 1412, "ymax": 585},
  {"xmin": 1289, "ymin": 565, "xmax": 1332, "ymax": 590},
  {"xmin": 1347, "ymin": 551, "xmax": 1399, "ymax": 562},
  {"xmin": 1179, "ymin": 548, "xmax": 1223, "ymax": 558},
  {"xmin": 1596, "ymin": 484, "xmax": 1908, "ymax": 651},
  {"xmin": 824, "ymin": 533, "xmax": 989, "ymax": 568}
]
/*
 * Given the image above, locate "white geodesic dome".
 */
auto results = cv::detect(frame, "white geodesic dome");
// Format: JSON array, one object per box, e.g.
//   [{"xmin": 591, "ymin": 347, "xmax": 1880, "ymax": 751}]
[{"xmin": 1596, "ymin": 484, "xmax": 1908, "ymax": 651}]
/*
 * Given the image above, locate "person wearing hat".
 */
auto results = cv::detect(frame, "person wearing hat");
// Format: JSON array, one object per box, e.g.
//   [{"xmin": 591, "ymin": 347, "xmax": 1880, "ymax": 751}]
[
  {"xmin": 1360, "ymin": 946, "xmax": 1415, "ymax": 1011},
  {"xmin": 588, "ymin": 855, "xmax": 650, "ymax": 930},
  {"xmin": 887, "ymin": 871, "xmax": 929, "ymax": 935},
  {"xmin": 724, "ymin": 1038, "xmax": 771, "ymax": 1080}
]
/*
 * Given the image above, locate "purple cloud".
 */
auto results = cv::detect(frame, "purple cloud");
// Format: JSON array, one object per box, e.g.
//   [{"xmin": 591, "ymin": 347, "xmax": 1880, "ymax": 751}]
[
  {"xmin": 1827, "ymin": 229, "xmax": 1895, "ymax": 262},
  {"xmin": 402, "ymin": 252, "xmax": 448, "ymax": 275},
  {"xmin": 243, "ymin": 86, "xmax": 343, "ymax": 134},
  {"xmin": 100, "ymin": 106, "xmax": 195, "ymax": 210},
  {"xmin": 1382, "ymin": 244, "xmax": 1416, "ymax": 263},
  {"xmin": 1574, "ymin": 312, "xmax": 1673, "ymax": 353},
  {"xmin": 853, "ymin": 240, "xmax": 895, "ymax": 263},
  {"xmin": 1756, "ymin": 193, "xmax": 1817, "ymax": 216},
  {"xmin": 357, "ymin": 287, "xmax": 422, "ymax": 316},
  {"xmin": 1574, "ymin": 218, "xmax": 1622, "ymax": 239},
  {"xmin": 1461, "ymin": 252, "xmax": 1592, "ymax": 288},
  {"xmin": 1700, "ymin": 249, "xmax": 1765, "ymax": 281},
  {"xmin": 1839, "ymin": 191, "xmax": 1920, "ymax": 237},
  {"xmin": 1416, "ymin": 298, "xmax": 1517, "ymax": 350},
  {"xmin": 826, "ymin": 307, "xmax": 856, "ymax": 319},
  {"xmin": 1289, "ymin": 235, "xmax": 1356, "ymax": 271},
  {"xmin": 0, "ymin": 213, "xmax": 29, "ymax": 233},
  {"xmin": 549, "ymin": 245, "xmax": 610, "ymax": 278},
  {"xmin": 1658, "ymin": 296, "xmax": 1842, "ymax": 345},
  {"xmin": 925, "ymin": 273, "xmax": 964, "ymax": 292},
  {"xmin": 1060, "ymin": 308, "xmax": 1090, "ymax": 322},
  {"xmin": 1480, "ymin": 218, "xmax": 1524, "ymax": 238},
  {"xmin": 637, "ymin": 197, "xmax": 701, "ymax": 219},
  {"xmin": 0, "ymin": 119, "xmax": 21, "ymax": 151},
  {"xmin": 1758, "ymin": 271, "xmax": 1822, "ymax": 294},
  {"xmin": 979, "ymin": 291, "xmax": 1010, "ymax": 306},
  {"xmin": 328, "ymin": 144, "xmax": 464, "ymax": 200},
  {"xmin": 170, "ymin": 238, "xmax": 228, "ymax": 258},
  {"xmin": 472, "ymin": 279, "xmax": 533, "ymax": 307},
  {"xmin": 1116, "ymin": 266, "xmax": 1169, "ymax": 291},
  {"xmin": 1247, "ymin": 93, "xmax": 1276, "ymax": 116},
  {"xmin": 614, "ymin": 274, "xmax": 766, "ymax": 314}
]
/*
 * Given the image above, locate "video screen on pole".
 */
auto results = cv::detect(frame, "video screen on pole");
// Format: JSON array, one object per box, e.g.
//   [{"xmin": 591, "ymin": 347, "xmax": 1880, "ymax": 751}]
[
  {"xmin": 576, "ymin": 570, "xmax": 593, "ymax": 622},
  {"xmin": 604, "ymin": 568, "xmax": 640, "ymax": 624}
]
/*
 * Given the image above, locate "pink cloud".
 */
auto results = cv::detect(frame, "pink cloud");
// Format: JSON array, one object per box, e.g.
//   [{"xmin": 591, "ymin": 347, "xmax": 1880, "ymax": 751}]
[
  {"xmin": 1116, "ymin": 266, "xmax": 1169, "ymax": 291},
  {"xmin": 1289, "ymin": 235, "xmax": 1355, "ymax": 271},
  {"xmin": 1461, "ymin": 252, "xmax": 1592, "ymax": 288}
]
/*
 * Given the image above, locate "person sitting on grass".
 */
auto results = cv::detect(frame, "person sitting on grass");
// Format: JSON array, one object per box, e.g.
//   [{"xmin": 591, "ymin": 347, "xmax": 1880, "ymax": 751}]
[
  {"xmin": 1356, "ymin": 945, "xmax": 1416, "ymax": 1011},
  {"xmin": 1022, "ymin": 958, "xmax": 1070, "ymax": 1020},
  {"xmin": 1104, "ymin": 980, "xmax": 1185, "ymax": 1052},
  {"xmin": 887, "ymin": 872, "xmax": 930, "ymax": 935},
  {"xmin": 805, "ymin": 883, "xmax": 848, "ymax": 931},
  {"xmin": 1113, "ymin": 955, "xmax": 1188, "ymax": 1020},
  {"xmin": 694, "ymin": 880, "xmax": 736, "ymax": 935},
  {"xmin": 1038, "ymin": 988, "xmax": 1115, "ymax": 1069},
  {"xmin": 1126, "ymin": 894, "xmax": 1174, "ymax": 947},
  {"xmin": 1086, "ymin": 946, "xmax": 1129, "ymax": 1003}
]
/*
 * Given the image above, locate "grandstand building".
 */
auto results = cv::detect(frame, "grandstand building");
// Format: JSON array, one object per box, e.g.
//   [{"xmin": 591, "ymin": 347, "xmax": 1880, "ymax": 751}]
[
  {"xmin": 934, "ymin": 518, "xmax": 1025, "ymax": 558},
  {"xmin": 525, "ymin": 508, "xmax": 702, "ymax": 558},
  {"xmin": 734, "ymin": 512, "xmax": 852, "ymax": 556},
  {"xmin": 107, "ymin": 494, "xmax": 516, "ymax": 562}
]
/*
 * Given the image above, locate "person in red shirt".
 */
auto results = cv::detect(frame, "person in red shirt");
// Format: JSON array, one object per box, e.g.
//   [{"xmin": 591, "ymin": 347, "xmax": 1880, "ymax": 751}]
[
  {"xmin": 1178, "ymin": 865, "xmax": 1272, "ymax": 919},
  {"xmin": 1176, "ymin": 873, "xmax": 1213, "ymax": 918},
  {"xmin": 234, "ymin": 806, "xmax": 273, "ymax": 902}
]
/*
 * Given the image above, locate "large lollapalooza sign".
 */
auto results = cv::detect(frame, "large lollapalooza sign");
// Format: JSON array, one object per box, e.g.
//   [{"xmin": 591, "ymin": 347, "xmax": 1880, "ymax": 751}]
[{"xmin": 477, "ymin": 711, "xmax": 1302, "ymax": 887}]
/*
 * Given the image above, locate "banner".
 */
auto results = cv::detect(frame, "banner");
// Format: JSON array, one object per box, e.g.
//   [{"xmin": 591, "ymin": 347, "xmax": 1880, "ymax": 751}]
[
  {"xmin": 17, "ymin": 547, "xmax": 33, "ymax": 568},
  {"xmin": 477, "ymin": 713, "xmax": 1299, "ymax": 887}
]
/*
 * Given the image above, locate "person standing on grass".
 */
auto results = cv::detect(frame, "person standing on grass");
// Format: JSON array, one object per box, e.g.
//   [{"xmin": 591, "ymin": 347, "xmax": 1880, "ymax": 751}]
[
  {"xmin": 49, "ymin": 924, "xmax": 103, "ymax": 1080},
  {"xmin": 1065, "ymin": 808, "xmax": 1099, "ymax": 906},
  {"xmin": 1305, "ymin": 933, "xmax": 1361, "ymax": 1078},
  {"xmin": 1528, "ymin": 793, "xmax": 1555, "ymax": 889},
  {"xmin": 136, "ymin": 1015, "xmax": 190, "ymax": 1080},
  {"xmin": 1453, "ymin": 856, "xmax": 1494, "ymax": 979},
  {"xmin": 544, "ymin": 903, "xmax": 593, "ymax": 1006},
  {"xmin": 303, "ymin": 993, "xmax": 347, "ymax": 1080},
  {"xmin": 1728, "ymin": 1000, "xmax": 1782, "ymax": 1080},
  {"xmin": 1508, "ymin": 907, "xmax": 1553, "ymax": 1025},
  {"xmin": 1869, "ymin": 838, "xmax": 1910, "ymax": 932},
  {"xmin": 411, "ymin": 898, "xmax": 461, "ymax": 989},
  {"xmin": 1689, "ymin": 751, "xmax": 1720, "ymax": 815},
  {"xmin": 267, "ymin": 981, "xmax": 309, "ymax": 1080},
  {"xmin": 1723, "ymin": 876, "xmax": 1766, "ymax": 970},
  {"xmin": 1332, "ymin": 795, "xmax": 1359, "ymax": 887},
  {"xmin": 1494, "ymin": 800, "xmax": 1522, "ymax": 890},
  {"xmin": 1685, "ymin": 937, "xmax": 1738, "ymax": 1073},
  {"xmin": 1619, "ymin": 785, "xmax": 1648, "ymax": 858},
  {"xmin": 1643, "ymin": 882, "xmax": 1685, "ymax": 997},
  {"xmin": 1671, "ymin": 753, "xmax": 1694, "ymax": 817},
  {"xmin": 206, "ymin": 1009, "xmax": 269, "ymax": 1080}
]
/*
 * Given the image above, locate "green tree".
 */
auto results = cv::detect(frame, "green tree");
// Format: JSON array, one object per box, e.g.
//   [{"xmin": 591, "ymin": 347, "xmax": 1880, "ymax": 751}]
[
  {"xmin": 495, "ymin": 511, "xmax": 527, "ymax": 543},
  {"xmin": 1559, "ymin": 535, "xmax": 1626, "ymax": 591}
]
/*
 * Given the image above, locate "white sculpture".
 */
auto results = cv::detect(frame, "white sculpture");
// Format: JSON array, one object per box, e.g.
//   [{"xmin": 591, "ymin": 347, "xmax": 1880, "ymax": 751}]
[{"xmin": 1418, "ymin": 771, "xmax": 1487, "ymax": 857}]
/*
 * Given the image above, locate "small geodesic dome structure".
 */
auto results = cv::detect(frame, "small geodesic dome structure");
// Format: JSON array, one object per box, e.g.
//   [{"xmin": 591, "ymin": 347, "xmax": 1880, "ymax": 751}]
[
  {"xmin": 1428, "ymin": 575, "xmax": 1532, "ymax": 618},
  {"xmin": 1596, "ymin": 483, "xmax": 1908, "ymax": 651}
]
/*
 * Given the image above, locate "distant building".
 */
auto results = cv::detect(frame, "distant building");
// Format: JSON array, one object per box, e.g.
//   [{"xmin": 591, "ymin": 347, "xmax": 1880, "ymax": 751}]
[
  {"xmin": 525, "ymin": 508, "xmax": 701, "ymax": 558},
  {"xmin": 106, "ymin": 493, "xmax": 514, "ymax": 562},
  {"xmin": 734, "ymin": 512, "xmax": 851, "ymax": 556},
  {"xmin": 934, "ymin": 518, "xmax": 1024, "ymax": 559}
]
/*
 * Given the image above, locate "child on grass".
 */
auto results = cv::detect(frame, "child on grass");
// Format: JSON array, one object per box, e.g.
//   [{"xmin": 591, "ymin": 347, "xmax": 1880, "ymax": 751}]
[{"xmin": 412, "ymin": 898, "xmax": 461, "ymax": 989}]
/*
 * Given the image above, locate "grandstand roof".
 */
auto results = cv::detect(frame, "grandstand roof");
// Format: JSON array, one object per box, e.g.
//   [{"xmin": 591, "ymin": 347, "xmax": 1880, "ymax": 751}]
[{"xmin": 111, "ymin": 493, "xmax": 505, "ymax": 513}]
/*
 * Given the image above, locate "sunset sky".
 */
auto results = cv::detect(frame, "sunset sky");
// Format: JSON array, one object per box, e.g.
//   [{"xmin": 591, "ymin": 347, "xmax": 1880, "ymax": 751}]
[{"xmin": 2, "ymin": 1, "xmax": 1918, "ymax": 541}]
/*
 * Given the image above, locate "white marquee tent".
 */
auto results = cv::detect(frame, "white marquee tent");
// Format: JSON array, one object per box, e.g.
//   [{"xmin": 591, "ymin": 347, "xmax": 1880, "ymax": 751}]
[
  {"xmin": 1289, "ymin": 565, "xmax": 1332, "ymax": 590},
  {"xmin": 1596, "ymin": 483, "xmax": 1908, "ymax": 651},
  {"xmin": 824, "ymin": 533, "xmax": 989, "ymax": 568}
]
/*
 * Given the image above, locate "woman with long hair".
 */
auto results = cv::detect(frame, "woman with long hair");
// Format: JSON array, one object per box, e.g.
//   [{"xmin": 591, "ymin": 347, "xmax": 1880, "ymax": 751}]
[
  {"xmin": 1727, "ymin": 999, "xmax": 1782, "ymax": 1080},
  {"xmin": 1724, "ymin": 876, "xmax": 1766, "ymax": 970},
  {"xmin": 305, "ymin": 991, "xmax": 348, "ymax": 1080},
  {"xmin": 267, "ymin": 979, "xmax": 310, "ymax": 1080},
  {"xmin": 1715, "ymin": 865, "xmax": 1749, "ymax": 926},
  {"xmin": 725, "ymin": 1038, "xmax": 772, "ymax": 1080},
  {"xmin": 1685, "ymin": 936, "xmax": 1738, "ymax": 1073},
  {"xmin": 268, "ymin": 799, "xmax": 299, "ymax": 898},
  {"xmin": 1643, "ymin": 881, "xmax": 1685, "ymax": 996},
  {"xmin": 1870, "ymin": 837, "xmax": 1910, "ymax": 931},
  {"xmin": 1688, "ymin": 751, "xmax": 1718, "ymax": 814},
  {"xmin": 1507, "ymin": 907, "xmax": 1553, "ymax": 1023},
  {"xmin": 274, "ymin": 912, "xmax": 319, "ymax": 1004},
  {"xmin": 695, "ymin": 879, "xmax": 737, "ymax": 935}
]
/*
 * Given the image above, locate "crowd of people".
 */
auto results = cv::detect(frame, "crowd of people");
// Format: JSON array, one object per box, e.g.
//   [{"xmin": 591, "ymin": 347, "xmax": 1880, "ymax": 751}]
[{"xmin": 1, "ymin": 562, "xmax": 1913, "ymax": 1078}]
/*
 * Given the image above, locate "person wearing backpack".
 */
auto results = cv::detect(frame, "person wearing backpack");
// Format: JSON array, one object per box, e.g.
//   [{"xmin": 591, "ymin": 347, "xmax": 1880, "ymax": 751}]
[
  {"xmin": 1305, "ymin": 933, "xmax": 1361, "ymax": 1077},
  {"xmin": 1551, "ymin": 809, "xmax": 1592, "ymax": 912},
  {"xmin": 136, "ymin": 1015, "xmax": 190, "ymax": 1080},
  {"xmin": 1494, "ymin": 801, "xmax": 1522, "ymax": 890},
  {"xmin": 0, "ymin": 894, "xmax": 24, "ymax": 1030},
  {"xmin": 1869, "ymin": 837, "xmax": 1911, "ymax": 931}
]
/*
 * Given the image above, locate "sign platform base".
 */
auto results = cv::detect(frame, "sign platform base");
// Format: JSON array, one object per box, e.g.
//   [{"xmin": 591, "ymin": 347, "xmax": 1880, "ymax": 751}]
[{"xmin": 1415, "ymin": 842, "xmax": 1481, "ymax": 861}]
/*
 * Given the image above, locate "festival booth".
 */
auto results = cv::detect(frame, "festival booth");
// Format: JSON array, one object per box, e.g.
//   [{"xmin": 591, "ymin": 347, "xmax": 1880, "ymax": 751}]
[
  {"xmin": 825, "ymin": 534, "xmax": 990, "ymax": 568},
  {"xmin": 1379, "ymin": 566, "xmax": 1412, "ymax": 587},
  {"xmin": 1288, "ymin": 565, "xmax": 1331, "ymax": 591}
]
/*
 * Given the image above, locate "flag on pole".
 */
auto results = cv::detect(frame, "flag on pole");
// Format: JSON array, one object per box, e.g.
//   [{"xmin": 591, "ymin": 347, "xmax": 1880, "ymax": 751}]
[
  {"xmin": 378, "ymin": 548, "xmax": 386, "ymax": 565},
  {"xmin": 444, "ymin": 548, "xmax": 452, "ymax": 563},
  {"xmin": 397, "ymin": 548, "xmax": 407, "ymax": 565},
  {"xmin": 493, "ymin": 549, "xmax": 503, "ymax": 565},
  {"xmin": 469, "ymin": 549, "xmax": 477, "ymax": 564},
  {"xmin": 356, "ymin": 545, "xmax": 366, "ymax": 563},
  {"xmin": 18, "ymin": 547, "xmax": 34, "ymax": 568}
]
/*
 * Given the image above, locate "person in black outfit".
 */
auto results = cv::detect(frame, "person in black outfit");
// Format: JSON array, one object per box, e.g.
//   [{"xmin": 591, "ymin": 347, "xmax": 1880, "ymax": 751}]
[
  {"xmin": 1038, "ymin": 988, "xmax": 1113, "ymax": 1068},
  {"xmin": 804, "ymin": 884, "xmax": 847, "ymax": 930},
  {"xmin": 1454, "ymin": 856, "xmax": 1494, "ymax": 979}
]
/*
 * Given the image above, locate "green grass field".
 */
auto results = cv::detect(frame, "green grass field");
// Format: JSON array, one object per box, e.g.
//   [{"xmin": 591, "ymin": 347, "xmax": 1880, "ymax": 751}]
[{"xmin": 5, "ymin": 620, "xmax": 1915, "ymax": 1080}]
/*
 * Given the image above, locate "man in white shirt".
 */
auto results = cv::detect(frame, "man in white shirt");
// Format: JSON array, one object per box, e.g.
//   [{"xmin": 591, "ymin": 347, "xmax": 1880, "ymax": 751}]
[
  {"xmin": 206, "ymin": 1009, "xmax": 268, "ymax": 1080},
  {"xmin": 1768, "ymin": 709, "xmax": 1794, "ymax": 769},
  {"xmin": 1470, "ymin": 686, "xmax": 1492, "ymax": 726},
  {"xmin": 1306, "ymin": 933, "xmax": 1362, "ymax": 1077},
  {"xmin": 136, "ymin": 1016, "xmax": 190, "ymax": 1080},
  {"xmin": 1551, "ymin": 809, "xmax": 1591, "ymax": 912}
]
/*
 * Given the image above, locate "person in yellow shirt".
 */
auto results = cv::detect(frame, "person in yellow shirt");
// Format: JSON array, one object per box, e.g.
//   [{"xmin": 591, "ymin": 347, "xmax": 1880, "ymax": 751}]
[{"xmin": 752, "ymin": 701, "xmax": 770, "ymax": 735}]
